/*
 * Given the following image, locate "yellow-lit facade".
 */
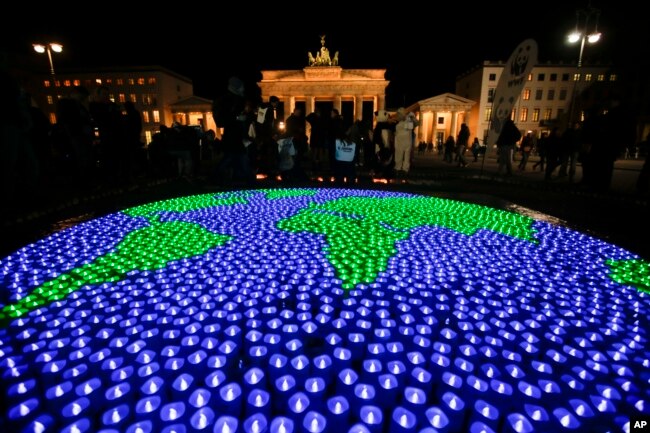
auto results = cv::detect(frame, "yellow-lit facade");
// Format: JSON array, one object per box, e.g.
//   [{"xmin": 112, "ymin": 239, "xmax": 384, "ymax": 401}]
[
  {"xmin": 455, "ymin": 61, "xmax": 615, "ymax": 146},
  {"xmin": 33, "ymin": 66, "xmax": 216, "ymax": 144}
]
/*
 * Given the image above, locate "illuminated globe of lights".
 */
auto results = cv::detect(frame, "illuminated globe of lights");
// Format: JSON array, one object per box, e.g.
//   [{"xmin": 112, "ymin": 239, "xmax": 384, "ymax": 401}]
[{"xmin": 1, "ymin": 188, "xmax": 649, "ymax": 433}]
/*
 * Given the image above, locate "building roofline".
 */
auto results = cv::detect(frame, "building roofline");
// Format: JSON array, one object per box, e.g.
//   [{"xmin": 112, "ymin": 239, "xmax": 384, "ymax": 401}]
[
  {"xmin": 456, "ymin": 60, "xmax": 613, "ymax": 79},
  {"xmin": 50, "ymin": 65, "xmax": 193, "ymax": 83}
]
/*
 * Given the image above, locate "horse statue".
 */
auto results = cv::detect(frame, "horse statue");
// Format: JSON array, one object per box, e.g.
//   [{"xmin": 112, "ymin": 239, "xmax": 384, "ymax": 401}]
[
  {"xmin": 332, "ymin": 51, "xmax": 339, "ymax": 66},
  {"xmin": 308, "ymin": 52, "xmax": 316, "ymax": 66}
]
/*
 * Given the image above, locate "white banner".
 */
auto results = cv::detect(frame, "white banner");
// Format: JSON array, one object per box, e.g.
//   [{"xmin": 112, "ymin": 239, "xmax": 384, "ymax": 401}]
[{"xmin": 487, "ymin": 39, "xmax": 538, "ymax": 146}]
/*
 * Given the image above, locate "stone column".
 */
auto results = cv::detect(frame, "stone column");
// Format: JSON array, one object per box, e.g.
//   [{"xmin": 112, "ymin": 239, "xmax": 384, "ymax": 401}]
[
  {"xmin": 431, "ymin": 111, "xmax": 438, "ymax": 144},
  {"xmin": 377, "ymin": 94, "xmax": 386, "ymax": 111},
  {"xmin": 306, "ymin": 96, "xmax": 316, "ymax": 115},
  {"xmin": 288, "ymin": 96, "xmax": 296, "ymax": 117},
  {"xmin": 334, "ymin": 95, "xmax": 342, "ymax": 114},
  {"xmin": 450, "ymin": 111, "xmax": 459, "ymax": 140},
  {"xmin": 354, "ymin": 95, "xmax": 363, "ymax": 120}
]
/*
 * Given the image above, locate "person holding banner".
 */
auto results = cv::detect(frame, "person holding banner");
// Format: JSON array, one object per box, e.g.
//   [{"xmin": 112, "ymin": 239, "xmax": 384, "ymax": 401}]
[{"xmin": 496, "ymin": 118, "xmax": 521, "ymax": 176}]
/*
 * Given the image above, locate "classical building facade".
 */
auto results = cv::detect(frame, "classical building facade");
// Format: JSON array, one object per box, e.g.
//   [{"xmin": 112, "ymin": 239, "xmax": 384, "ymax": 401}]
[
  {"xmin": 258, "ymin": 38, "xmax": 389, "ymax": 125},
  {"xmin": 405, "ymin": 93, "xmax": 475, "ymax": 146},
  {"xmin": 32, "ymin": 65, "xmax": 216, "ymax": 144},
  {"xmin": 455, "ymin": 60, "xmax": 616, "ymax": 145}
]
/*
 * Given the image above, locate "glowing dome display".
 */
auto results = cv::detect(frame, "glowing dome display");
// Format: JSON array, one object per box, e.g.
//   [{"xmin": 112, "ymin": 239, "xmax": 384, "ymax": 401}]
[{"xmin": 1, "ymin": 188, "xmax": 648, "ymax": 433}]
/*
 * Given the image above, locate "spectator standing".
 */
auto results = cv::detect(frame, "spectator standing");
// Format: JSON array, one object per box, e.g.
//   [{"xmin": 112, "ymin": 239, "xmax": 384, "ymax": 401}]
[
  {"xmin": 211, "ymin": 76, "xmax": 255, "ymax": 186},
  {"xmin": 89, "ymin": 86, "xmax": 125, "ymax": 186},
  {"xmin": 533, "ymin": 131, "xmax": 548, "ymax": 172},
  {"xmin": 56, "ymin": 85, "xmax": 96, "ymax": 190},
  {"xmin": 496, "ymin": 119, "xmax": 521, "ymax": 176},
  {"xmin": 456, "ymin": 123, "xmax": 470, "ymax": 168},
  {"xmin": 123, "ymin": 101, "xmax": 143, "ymax": 181},
  {"xmin": 518, "ymin": 132, "xmax": 534, "ymax": 171},
  {"xmin": 394, "ymin": 107, "xmax": 419, "ymax": 177},
  {"xmin": 471, "ymin": 137, "xmax": 481, "ymax": 162}
]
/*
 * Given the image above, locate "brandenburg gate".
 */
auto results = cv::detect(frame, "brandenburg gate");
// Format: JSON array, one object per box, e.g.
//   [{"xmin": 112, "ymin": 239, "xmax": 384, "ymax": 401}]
[{"xmin": 258, "ymin": 36, "xmax": 389, "ymax": 120}]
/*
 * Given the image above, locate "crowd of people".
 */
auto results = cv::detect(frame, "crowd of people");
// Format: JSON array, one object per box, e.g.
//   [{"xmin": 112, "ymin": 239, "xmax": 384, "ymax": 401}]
[
  {"xmin": 2, "ymin": 59, "xmax": 154, "ymax": 219},
  {"xmin": 209, "ymin": 76, "xmax": 425, "ymax": 187},
  {"xmin": 3, "ymin": 65, "xmax": 648, "ymax": 223}
]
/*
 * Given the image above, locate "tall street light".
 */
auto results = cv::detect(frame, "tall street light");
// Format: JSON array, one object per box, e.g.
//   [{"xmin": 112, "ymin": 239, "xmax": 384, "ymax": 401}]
[
  {"xmin": 567, "ymin": 3, "xmax": 601, "ymax": 124},
  {"xmin": 33, "ymin": 43, "xmax": 63, "ymax": 77}
]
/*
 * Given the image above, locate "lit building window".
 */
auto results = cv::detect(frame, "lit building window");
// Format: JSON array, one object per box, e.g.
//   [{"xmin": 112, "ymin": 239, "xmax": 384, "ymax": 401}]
[
  {"xmin": 57, "ymin": 94, "xmax": 62, "ymax": 99},
  {"xmin": 73, "ymin": 79, "xmax": 80, "ymax": 86},
  {"xmin": 511, "ymin": 109, "xmax": 516, "ymax": 120},
  {"xmin": 559, "ymin": 89, "xmax": 567, "ymax": 101},
  {"xmin": 106, "ymin": 79, "xmax": 112, "ymax": 85},
  {"xmin": 520, "ymin": 107, "xmax": 528, "ymax": 122},
  {"xmin": 547, "ymin": 90, "xmax": 555, "ymax": 101},
  {"xmin": 54, "ymin": 80, "xmax": 61, "ymax": 87},
  {"xmin": 119, "ymin": 94, "xmax": 126, "ymax": 103},
  {"xmin": 543, "ymin": 109, "xmax": 552, "ymax": 121},
  {"xmin": 130, "ymin": 94, "xmax": 137, "ymax": 103},
  {"xmin": 535, "ymin": 89, "xmax": 543, "ymax": 101},
  {"xmin": 148, "ymin": 77, "xmax": 156, "ymax": 85},
  {"xmin": 585, "ymin": 74, "xmax": 592, "ymax": 82},
  {"xmin": 597, "ymin": 74, "xmax": 605, "ymax": 81},
  {"xmin": 47, "ymin": 95, "xmax": 54, "ymax": 105},
  {"xmin": 117, "ymin": 78, "xmax": 124, "ymax": 86},
  {"xmin": 64, "ymin": 80, "xmax": 71, "ymax": 87},
  {"xmin": 145, "ymin": 130, "xmax": 152, "ymax": 144},
  {"xmin": 610, "ymin": 74, "xmax": 617, "ymax": 81},
  {"xmin": 142, "ymin": 111, "xmax": 150, "ymax": 123},
  {"xmin": 96, "ymin": 78, "xmax": 102, "ymax": 85},
  {"xmin": 573, "ymin": 73, "xmax": 581, "ymax": 81},
  {"xmin": 138, "ymin": 78, "xmax": 145, "ymax": 85},
  {"xmin": 128, "ymin": 78, "xmax": 135, "ymax": 85},
  {"xmin": 527, "ymin": 73, "xmax": 533, "ymax": 81},
  {"xmin": 532, "ymin": 109, "xmax": 540, "ymax": 122},
  {"xmin": 153, "ymin": 110, "xmax": 160, "ymax": 123},
  {"xmin": 484, "ymin": 107, "xmax": 492, "ymax": 122},
  {"xmin": 49, "ymin": 112, "xmax": 56, "ymax": 124},
  {"xmin": 522, "ymin": 88, "xmax": 531, "ymax": 100},
  {"xmin": 109, "ymin": 94, "xmax": 116, "ymax": 103},
  {"xmin": 43, "ymin": 80, "xmax": 51, "ymax": 88}
]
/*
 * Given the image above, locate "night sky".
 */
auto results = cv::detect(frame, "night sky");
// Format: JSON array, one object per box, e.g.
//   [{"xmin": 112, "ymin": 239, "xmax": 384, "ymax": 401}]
[{"xmin": 4, "ymin": 1, "xmax": 647, "ymax": 108}]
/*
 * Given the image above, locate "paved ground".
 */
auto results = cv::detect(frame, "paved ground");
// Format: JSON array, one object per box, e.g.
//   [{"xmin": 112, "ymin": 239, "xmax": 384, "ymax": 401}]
[{"xmin": 1, "ymin": 152, "xmax": 648, "ymax": 260}]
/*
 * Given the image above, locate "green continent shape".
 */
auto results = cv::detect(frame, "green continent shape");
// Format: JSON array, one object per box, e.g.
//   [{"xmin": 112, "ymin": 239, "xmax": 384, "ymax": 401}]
[
  {"xmin": 278, "ymin": 196, "xmax": 536, "ymax": 288},
  {"xmin": 606, "ymin": 258, "xmax": 650, "ymax": 293},
  {"xmin": 122, "ymin": 192, "xmax": 251, "ymax": 219},
  {"xmin": 0, "ymin": 221, "xmax": 231, "ymax": 323},
  {"xmin": 263, "ymin": 189, "xmax": 318, "ymax": 200}
]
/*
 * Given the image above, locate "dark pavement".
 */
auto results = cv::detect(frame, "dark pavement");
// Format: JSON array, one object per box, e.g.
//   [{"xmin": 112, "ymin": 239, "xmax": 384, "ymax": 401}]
[{"xmin": 1, "ymin": 151, "xmax": 648, "ymax": 260}]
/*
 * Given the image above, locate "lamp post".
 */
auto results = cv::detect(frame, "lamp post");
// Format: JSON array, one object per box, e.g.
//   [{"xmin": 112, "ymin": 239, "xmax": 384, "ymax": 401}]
[
  {"xmin": 33, "ymin": 43, "xmax": 63, "ymax": 77},
  {"xmin": 567, "ymin": 3, "xmax": 601, "ymax": 125}
]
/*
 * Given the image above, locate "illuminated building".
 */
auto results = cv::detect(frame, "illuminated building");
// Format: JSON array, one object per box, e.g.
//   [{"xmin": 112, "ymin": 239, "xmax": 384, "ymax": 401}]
[
  {"xmin": 32, "ymin": 65, "xmax": 216, "ymax": 145},
  {"xmin": 455, "ymin": 61, "xmax": 615, "ymax": 145}
]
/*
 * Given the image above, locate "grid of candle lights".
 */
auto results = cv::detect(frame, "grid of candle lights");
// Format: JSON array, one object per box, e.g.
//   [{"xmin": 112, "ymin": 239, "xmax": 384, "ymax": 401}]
[{"xmin": 0, "ymin": 188, "xmax": 648, "ymax": 433}]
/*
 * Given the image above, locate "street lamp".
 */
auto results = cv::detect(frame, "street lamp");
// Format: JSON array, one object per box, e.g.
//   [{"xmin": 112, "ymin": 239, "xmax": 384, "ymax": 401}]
[
  {"xmin": 33, "ymin": 43, "xmax": 63, "ymax": 77},
  {"xmin": 567, "ymin": 3, "xmax": 601, "ymax": 124}
]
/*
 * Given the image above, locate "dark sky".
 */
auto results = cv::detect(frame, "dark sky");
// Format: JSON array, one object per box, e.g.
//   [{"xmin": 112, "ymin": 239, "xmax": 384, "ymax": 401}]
[{"xmin": 4, "ymin": 1, "xmax": 647, "ymax": 108}]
